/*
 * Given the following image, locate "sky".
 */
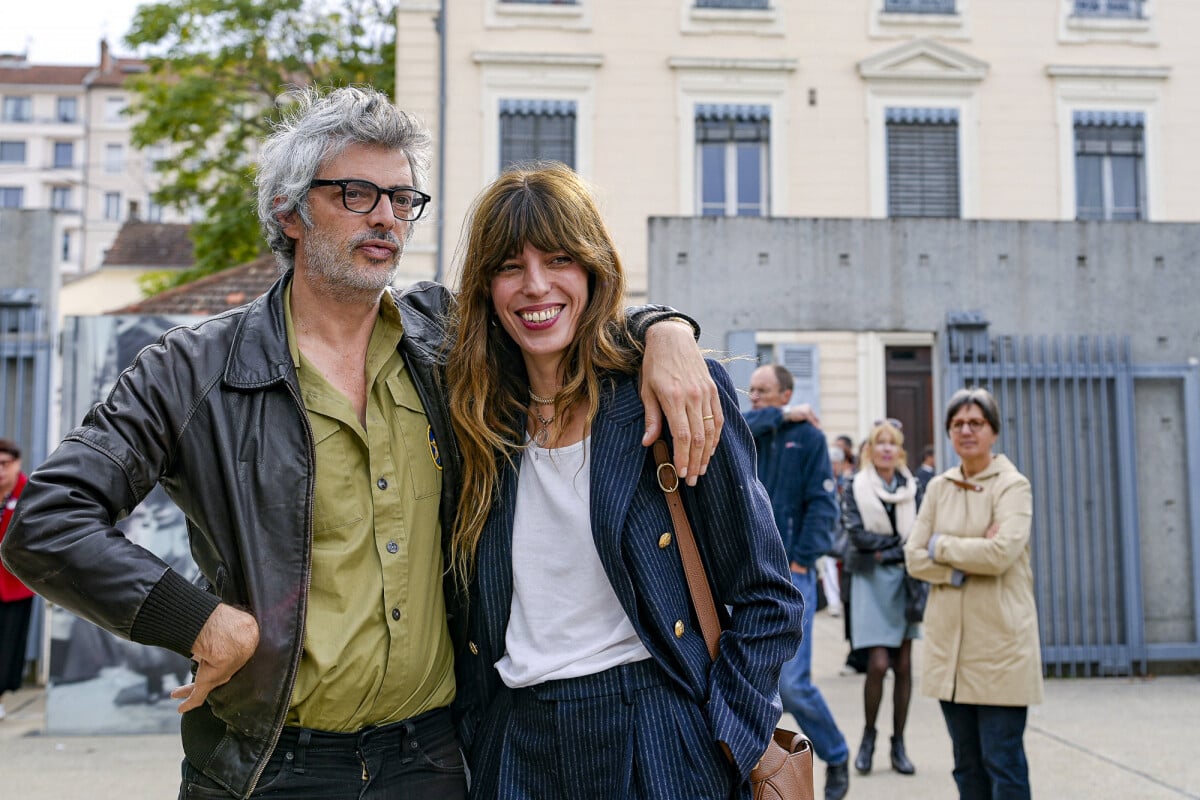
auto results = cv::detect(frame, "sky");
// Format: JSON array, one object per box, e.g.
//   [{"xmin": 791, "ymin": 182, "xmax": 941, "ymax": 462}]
[{"xmin": 3, "ymin": 0, "xmax": 147, "ymax": 65}]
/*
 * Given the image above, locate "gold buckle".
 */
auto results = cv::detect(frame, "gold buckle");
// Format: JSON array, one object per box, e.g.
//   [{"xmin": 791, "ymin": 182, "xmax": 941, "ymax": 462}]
[{"xmin": 657, "ymin": 461, "xmax": 679, "ymax": 493}]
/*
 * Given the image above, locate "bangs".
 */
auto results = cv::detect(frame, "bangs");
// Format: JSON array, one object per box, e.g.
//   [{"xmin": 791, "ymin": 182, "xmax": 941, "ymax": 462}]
[{"xmin": 484, "ymin": 178, "xmax": 591, "ymax": 271}]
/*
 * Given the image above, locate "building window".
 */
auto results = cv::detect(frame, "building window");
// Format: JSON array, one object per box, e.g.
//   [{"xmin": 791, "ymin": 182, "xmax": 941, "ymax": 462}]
[
  {"xmin": 105, "ymin": 143, "xmax": 124, "ymax": 174},
  {"xmin": 51, "ymin": 186, "xmax": 72, "ymax": 210},
  {"xmin": 695, "ymin": 0, "xmax": 770, "ymax": 7},
  {"xmin": 57, "ymin": 97, "xmax": 79, "ymax": 122},
  {"xmin": 499, "ymin": 0, "xmax": 579, "ymax": 3},
  {"xmin": 886, "ymin": 107, "xmax": 960, "ymax": 218},
  {"xmin": 104, "ymin": 192, "xmax": 122, "ymax": 220},
  {"xmin": 0, "ymin": 141, "xmax": 26, "ymax": 164},
  {"xmin": 2, "ymin": 96, "xmax": 32, "ymax": 122},
  {"xmin": 53, "ymin": 142, "xmax": 74, "ymax": 168},
  {"xmin": 499, "ymin": 99, "xmax": 577, "ymax": 171},
  {"xmin": 146, "ymin": 198, "xmax": 164, "ymax": 222},
  {"xmin": 695, "ymin": 104, "xmax": 769, "ymax": 217},
  {"xmin": 1074, "ymin": 111, "xmax": 1145, "ymax": 221},
  {"xmin": 884, "ymin": 0, "xmax": 956, "ymax": 12},
  {"xmin": 0, "ymin": 187, "xmax": 23, "ymax": 208},
  {"xmin": 61, "ymin": 230, "xmax": 72, "ymax": 261},
  {"xmin": 104, "ymin": 96, "xmax": 127, "ymax": 123},
  {"xmin": 1073, "ymin": 0, "xmax": 1144, "ymax": 18}
]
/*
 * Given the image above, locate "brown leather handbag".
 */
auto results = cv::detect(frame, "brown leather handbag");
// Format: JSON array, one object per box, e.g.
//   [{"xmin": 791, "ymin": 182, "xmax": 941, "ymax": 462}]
[{"xmin": 652, "ymin": 441, "xmax": 815, "ymax": 800}]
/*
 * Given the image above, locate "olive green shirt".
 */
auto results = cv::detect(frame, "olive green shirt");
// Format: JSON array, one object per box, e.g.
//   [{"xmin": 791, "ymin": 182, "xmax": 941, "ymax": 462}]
[{"xmin": 283, "ymin": 282, "xmax": 454, "ymax": 731}]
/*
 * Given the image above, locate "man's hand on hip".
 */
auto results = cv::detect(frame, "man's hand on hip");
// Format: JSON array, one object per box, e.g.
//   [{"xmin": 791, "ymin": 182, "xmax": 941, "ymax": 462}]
[{"xmin": 172, "ymin": 603, "xmax": 260, "ymax": 714}]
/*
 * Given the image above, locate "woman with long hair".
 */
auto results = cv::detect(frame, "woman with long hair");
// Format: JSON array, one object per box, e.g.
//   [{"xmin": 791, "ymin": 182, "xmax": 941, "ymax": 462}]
[
  {"xmin": 842, "ymin": 420, "xmax": 920, "ymax": 777},
  {"xmin": 444, "ymin": 163, "xmax": 802, "ymax": 800},
  {"xmin": 905, "ymin": 387, "xmax": 1042, "ymax": 799}
]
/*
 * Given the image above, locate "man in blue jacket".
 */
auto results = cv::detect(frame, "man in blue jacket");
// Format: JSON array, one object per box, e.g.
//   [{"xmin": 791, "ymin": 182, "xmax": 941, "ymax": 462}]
[{"xmin": 744, "ymin": 363, "xmax": 850, "ymax": 800}]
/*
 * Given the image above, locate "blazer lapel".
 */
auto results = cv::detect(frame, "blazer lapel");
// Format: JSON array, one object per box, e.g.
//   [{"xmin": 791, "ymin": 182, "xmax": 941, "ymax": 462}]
[
  {"xmin": 475, "ymin": 453, "xmax": 519, "ymax": 661},
  {"xmin": 589, "ymin": 377, "xmax": 649, "ymax": 600}
]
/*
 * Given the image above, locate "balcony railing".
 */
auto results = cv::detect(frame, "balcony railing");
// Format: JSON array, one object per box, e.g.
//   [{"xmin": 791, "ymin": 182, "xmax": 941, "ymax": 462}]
[
  {"xmin": 1073, "ymin": 0, "xmax": 1144, "ymax": 18},
  {"xmin": 884, "ymin": 0, "xmax": 956, "ymax": 13}
]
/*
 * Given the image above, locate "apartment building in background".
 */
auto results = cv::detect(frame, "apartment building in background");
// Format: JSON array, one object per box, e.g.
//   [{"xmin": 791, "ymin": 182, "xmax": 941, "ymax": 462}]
[
  {"xmin": 0, "ymin": 40, "xmax": 189, "ymax": 277},
  {"xmin": 396, "ymin": 0, "xmax": 1188, "ymax": 294}
]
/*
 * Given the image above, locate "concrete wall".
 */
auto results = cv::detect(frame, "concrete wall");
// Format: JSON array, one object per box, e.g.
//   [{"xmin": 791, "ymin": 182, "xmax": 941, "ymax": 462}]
[
  {"xmin": 649, "ymin": 216, "xmax": 1199, "ymax": 364},
  {"xmin": 0, "ymin": 208, "xmax": 60, "ymax": 322},
  {"xmin": 649, "ymin": 214, "xmax": 1199, "ymax": 658}
]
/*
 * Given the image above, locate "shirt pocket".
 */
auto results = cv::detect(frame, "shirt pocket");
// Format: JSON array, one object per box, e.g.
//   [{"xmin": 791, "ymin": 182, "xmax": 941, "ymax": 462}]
[
  {"xmin": 386, "ymin": 374, "xmax": 441, "ymax": 500},
  {"xmin": 310, "ymin": 415, "xmax": 365, "ymax": 533}
]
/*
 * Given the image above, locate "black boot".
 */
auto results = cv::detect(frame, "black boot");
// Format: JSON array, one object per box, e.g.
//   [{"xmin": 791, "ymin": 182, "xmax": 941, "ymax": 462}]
[
  {"xmin": 890, "ymin": 735, "xmax": 915, "ymax": 775},
  {"xmin": 824, "ymin": 760, "xmax": 850, "ymax": 800},
  {"xmin": 854, "ymin": 727, "xmax": 876, "ymax": 774}
]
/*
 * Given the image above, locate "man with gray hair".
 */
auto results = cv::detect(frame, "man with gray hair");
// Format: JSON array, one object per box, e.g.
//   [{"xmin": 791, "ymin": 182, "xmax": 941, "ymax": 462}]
[{"xmin": 2, "ymin": 86, "xmax": 719, "ymax": 799}]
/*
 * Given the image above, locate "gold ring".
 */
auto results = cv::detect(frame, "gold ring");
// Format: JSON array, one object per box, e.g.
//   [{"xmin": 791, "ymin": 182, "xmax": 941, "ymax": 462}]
[{"xmin": 702, "ymin": 414, "xmax": 714, "ymax": 421}]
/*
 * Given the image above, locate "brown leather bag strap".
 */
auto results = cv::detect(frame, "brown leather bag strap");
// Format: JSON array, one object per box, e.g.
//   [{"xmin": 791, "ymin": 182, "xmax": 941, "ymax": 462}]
[{"xmin": 652, "ymin": 439, "xmax": 721, "ymax": 661}]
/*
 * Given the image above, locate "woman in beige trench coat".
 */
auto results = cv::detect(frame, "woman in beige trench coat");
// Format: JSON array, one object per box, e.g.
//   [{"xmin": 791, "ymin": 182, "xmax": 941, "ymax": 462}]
[{"xmin": 904, "ymin": 387, "xmax": 1043, "ymax": 800}]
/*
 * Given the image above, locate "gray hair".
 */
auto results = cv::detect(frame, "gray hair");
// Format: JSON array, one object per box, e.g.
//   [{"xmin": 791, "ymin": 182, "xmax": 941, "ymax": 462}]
[{"xmin": 255, "ymin": 86, "xmax": 433, "ymax": 270}]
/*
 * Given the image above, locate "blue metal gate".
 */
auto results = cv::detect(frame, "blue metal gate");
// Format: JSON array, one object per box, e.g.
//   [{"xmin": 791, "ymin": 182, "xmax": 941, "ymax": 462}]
[{"xmin": 944, "ymin": 315, "xmax": 1147, "ymax": 676}]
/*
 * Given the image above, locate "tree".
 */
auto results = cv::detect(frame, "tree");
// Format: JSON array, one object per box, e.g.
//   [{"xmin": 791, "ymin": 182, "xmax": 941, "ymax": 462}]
[{"xmin": 124, "ymin": 0, "xmax": 397, "ymax": 291}]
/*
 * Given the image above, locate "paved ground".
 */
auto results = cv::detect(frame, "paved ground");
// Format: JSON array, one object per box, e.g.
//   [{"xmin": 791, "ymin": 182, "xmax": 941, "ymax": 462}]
[{"xmin": 2, "ymin": 608, "xmax": 1198, "ymax": 799}]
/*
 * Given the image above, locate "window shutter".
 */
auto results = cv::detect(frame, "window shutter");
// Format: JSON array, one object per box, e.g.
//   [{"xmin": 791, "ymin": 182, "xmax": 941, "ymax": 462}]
[
  {"xmin": 886, "ymin": 108, "xmax": 960, "ymax": 218},
  {"xmin": 777, "ymin": 344, "xmax": 821, "ymax": 414}
]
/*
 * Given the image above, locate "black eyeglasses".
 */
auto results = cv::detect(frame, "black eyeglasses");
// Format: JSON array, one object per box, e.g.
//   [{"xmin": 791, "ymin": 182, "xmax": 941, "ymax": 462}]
[
  {"xmin": 949, "ymin": 419, "xmax": 989, "ymax": 434},
  {"xmin": 308, "ymin": 179, "xmax": 431, "ymax": 221},
  {"xmin": 873, "ymin": 417, "xmax": 903, "ymax": 430}
]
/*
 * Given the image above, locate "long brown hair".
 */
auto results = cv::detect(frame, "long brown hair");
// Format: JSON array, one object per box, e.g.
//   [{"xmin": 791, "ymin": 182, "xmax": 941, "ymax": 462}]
[{"xmin": 445, "ymin": 162, "xmax": 637, "ymax": 584}]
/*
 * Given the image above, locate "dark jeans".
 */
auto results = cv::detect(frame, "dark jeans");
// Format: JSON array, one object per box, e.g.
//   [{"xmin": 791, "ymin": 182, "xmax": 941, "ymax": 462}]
[
  {"xmin": 179, "ymin": 707, "xmax": 466, "ymax": 800},
  {"xmin": 939, "ymin": 701, "xmax": 1030, "ymax": 800}
]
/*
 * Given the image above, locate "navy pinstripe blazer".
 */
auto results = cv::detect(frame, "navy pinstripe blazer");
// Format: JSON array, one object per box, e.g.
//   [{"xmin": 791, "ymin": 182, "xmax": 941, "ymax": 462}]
[{"xmin": 453, "ymin": 361, "xmax": 804, "ymax": 789}]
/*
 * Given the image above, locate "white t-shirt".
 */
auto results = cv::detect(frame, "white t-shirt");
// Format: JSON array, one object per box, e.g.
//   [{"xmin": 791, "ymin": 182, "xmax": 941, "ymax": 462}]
[{"xmin": 495, "ymin": 436, "xmax": 651, "ymax": 688}]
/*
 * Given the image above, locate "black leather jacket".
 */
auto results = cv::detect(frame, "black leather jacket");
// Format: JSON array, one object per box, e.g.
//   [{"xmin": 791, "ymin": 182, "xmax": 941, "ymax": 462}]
[
  {"xmin": 1, "ymin": 271, "xmax": 687, "ymax": 798},
  {"xmin": 1, "ymin": 273, "xmax": 466, "ymax": 797}
]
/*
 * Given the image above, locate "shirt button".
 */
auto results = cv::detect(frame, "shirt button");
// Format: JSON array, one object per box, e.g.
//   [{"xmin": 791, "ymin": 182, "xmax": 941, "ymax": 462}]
[
  {"xmin": 391, "ymin": 608, "xmax": 401, "ymax": 621},
  {"xmin": 377, "ymin": 478, "xmax": 388, "ymax": 490},
  {"xmin": 658, "ymin": 532, "xmax": 672, "ymax": 549},
  {"xmin": 386, "ymin": 541, "xmax": 399, "ymax": 554},
  {"xmin": 674, "ymin": 620, "xmax": 685, "ymax": 638}
]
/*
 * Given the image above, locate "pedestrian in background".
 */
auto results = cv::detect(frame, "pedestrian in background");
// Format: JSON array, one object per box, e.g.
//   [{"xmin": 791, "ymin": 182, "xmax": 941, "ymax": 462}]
[
  {"xmin": 905, "ymin": 387, "xmax": 1042, "ymax": 800},
  {"xmin": 842, "ymin": 419, "xmax": 919, "ymax": 777},
  {"xmin": 744, "ymin": 363, "xmax": 851, "ymax": 800},
  {"xmin": 0, "ymin": 438, "xmax": 30, "ymax": 721}
]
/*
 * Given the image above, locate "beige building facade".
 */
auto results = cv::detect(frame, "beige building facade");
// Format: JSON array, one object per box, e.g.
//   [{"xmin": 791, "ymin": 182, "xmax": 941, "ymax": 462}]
[
  {"xmin": 398, "ymin": 0, "xmax": 1194, "ymax": 292},
  {"xmin": 396, "ymin": 0, "xmax": 1193, "ymax": 447}
]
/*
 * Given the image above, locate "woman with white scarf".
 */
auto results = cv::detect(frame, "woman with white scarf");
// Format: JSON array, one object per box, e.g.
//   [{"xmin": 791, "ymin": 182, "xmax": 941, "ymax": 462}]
[{"xmin": 842, "ymin": 419, "xmax": 919, "ymax": 778}]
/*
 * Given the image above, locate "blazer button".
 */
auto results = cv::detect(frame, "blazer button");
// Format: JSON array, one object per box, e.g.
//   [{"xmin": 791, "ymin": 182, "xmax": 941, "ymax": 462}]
[
  {"xmin": 469, "ymin": 641, "xmax": 479, "ymax": 655},
  {"xmin": 674, "ymin": 620, "xmax": 685, "ymax": 638},
  {"xmin": 658, "ymin": 532, "xmax": 672, "ymax": 549}
]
